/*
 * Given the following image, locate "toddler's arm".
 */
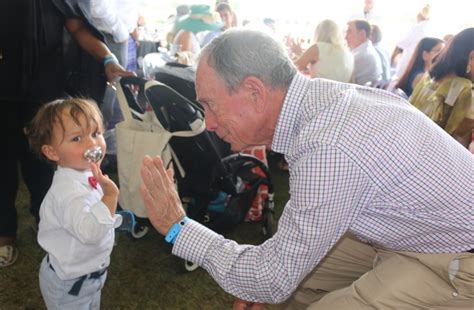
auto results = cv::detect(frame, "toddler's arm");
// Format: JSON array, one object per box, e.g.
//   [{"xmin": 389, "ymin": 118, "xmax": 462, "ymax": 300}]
[{"xmin": 91, "ymin": 163, "xmax": 119, "ymax": 216}]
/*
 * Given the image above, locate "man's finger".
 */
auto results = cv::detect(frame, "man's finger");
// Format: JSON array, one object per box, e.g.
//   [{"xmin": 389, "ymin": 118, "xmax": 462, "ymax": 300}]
[
  {"xmin": 140, "ymin": 161, "xmax": 156, "ymax": 189},
  {"xmin": 151, "ymin": 156, "xmax": 169, "ymax": 180},
  {"xmin": 166, "ymin": 167, "xmax": 174, "ymax": 183},
  {"xmin": 140, "ymin": 185, "xmax": 154, "ymax": 209},
  {"xmin": 149, "ymin": 155, "xmax": 173, "ymax": 190},
  {"xmin": 141, "ymin": 156, "xmax": 172, "ymax": 203}
]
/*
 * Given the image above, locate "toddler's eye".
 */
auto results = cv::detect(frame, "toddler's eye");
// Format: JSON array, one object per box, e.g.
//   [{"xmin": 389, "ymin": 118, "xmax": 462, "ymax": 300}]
[
  {"xmin": 92, "ymin": 131, "xmax": 102, "ymax": 138},
  {"xmin": 72, "ymin": 136, "xmax": 81, "ymax": 142}
]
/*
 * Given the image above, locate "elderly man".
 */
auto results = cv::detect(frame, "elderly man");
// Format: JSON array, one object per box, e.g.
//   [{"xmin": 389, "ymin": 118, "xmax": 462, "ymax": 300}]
[
  {"xmin": 140, "ymin": 29, "xmax": 473, "ymax": 309},
  {"xmin": 345, "ymin": 19, "xmax": 382, "ymax": 85}
]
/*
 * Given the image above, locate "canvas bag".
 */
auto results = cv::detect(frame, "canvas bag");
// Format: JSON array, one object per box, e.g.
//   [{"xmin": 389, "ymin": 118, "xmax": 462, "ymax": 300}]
[{"xmin": 115, "ymin": 79, "xmax": 204, "ymax": 217}]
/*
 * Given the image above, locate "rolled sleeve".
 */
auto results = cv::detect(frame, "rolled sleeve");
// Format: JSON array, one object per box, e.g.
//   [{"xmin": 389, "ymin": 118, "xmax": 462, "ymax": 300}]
[{"xmin": 90, "ymin": 200, "xmax": 121, "ymax": 227}]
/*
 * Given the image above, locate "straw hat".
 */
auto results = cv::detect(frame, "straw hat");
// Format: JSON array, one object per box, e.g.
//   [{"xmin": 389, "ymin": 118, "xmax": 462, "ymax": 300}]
[{"xmin": 176, "ymin": 5, "xmax": 223, "ymax": 33}]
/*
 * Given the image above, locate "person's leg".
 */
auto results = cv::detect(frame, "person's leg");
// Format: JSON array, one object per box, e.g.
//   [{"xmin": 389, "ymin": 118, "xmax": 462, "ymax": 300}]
[
  {"xmin": 419, "ymin": 252, "xmax": 473, "ymax": 309},
  {"xmin": 0, "ymin": 101, "xmax": 20, "ymax": 266},
  {"xmin": 272, "ymin": 234, "xmax": 376, "ymax": 310},
  {"xmin": 40, "ymin": 255, "xmax": 109, "ymax": 310},
  {"xmin": 19, "ymin": 129, "xmax": 54, "ymax": 224},
  {"xmin": 0, "ymin": 124, "xmax": 19, "ymax": 243},
  {"xmin": 310, "ymin": 250, "xmax": 474, "ymax": 309},
  {"xmin": 126, "ymin": 35, "xmax": 138, "ymax": 73},
  {"xmin": 39, "ymin": 255, "xmax": 68, "ymax": 310},
  {"xmin": 90, "ymin": 273, "xmax": 107, "ymax": 310}
]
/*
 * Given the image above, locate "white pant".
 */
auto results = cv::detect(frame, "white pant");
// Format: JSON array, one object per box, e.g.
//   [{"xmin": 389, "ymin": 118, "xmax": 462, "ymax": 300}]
[{"xmin": 39, "ymin": 256, "xmax": 107, "ymax": 310}]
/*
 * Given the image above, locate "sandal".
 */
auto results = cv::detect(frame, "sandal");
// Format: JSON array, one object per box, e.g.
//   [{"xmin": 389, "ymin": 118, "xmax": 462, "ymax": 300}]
[{"xmin": 0, "ymin": 245, "xmax": 19, "ymax": 267}]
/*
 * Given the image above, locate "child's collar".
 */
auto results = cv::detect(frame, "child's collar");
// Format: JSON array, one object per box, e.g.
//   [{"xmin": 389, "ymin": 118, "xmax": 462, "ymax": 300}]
[{"xmin": 56, "ymin": 166, "xmax": 95, "ymax": 188}]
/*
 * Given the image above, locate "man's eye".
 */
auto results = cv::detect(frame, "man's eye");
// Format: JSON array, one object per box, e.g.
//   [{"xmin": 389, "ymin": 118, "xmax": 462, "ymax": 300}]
[
  {"xmin": 72, "ymin": 136, "xmax": 81, "ymax": 142},
  {"xmin": 206, "ymin": 103, "xmax": 217, "ymax": 112}
]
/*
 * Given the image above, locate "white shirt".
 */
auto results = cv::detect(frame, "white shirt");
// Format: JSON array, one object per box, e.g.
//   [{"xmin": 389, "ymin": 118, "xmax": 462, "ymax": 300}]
[
  {"xmin": 171, "ymin": 74, "xmax": 474, "ymax": 303},
  {"xmin": 374, "ymin": 43, "xmax": 392, "ymax": 82},
  {"xmin": 395, "ymin": 20, "xmax": 433, "ymax": 78},
  {"xmin": 310, "ymin": 42, "xmax": 354, "ymax": 83},
  {"xmin": 352, "ymin": 40, "xmax": 382, "ymax": 85},
  {"xmin": 90, "ymin": 0, "xmax": 138, "ymax": 43},
  {"xmin": 38, "ymin": 166, "xmax": 121, "ymax": 280}
]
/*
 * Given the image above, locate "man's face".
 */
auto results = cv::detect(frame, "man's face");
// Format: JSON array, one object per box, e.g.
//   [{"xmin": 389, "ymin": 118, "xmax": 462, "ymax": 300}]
[
  {"xmin": 219, "ymin": 9, "xmax": 233, "ymax": 30},
  {"xmin": 364, "ymin": 0, "xmax": 374, "ymax": 11},
  {"xmin": 345, "ymin": 22, "xmax": 364, "ymax": 50},
  {"xmin": 195, "ymin": 59, "xmax": 263, "ymax": 152}
]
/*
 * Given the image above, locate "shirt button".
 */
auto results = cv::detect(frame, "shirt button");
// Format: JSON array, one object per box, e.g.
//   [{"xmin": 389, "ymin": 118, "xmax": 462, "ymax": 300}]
[{"xmin": 452, "ymin": 292, "xmax": 458, "ymax": 297}]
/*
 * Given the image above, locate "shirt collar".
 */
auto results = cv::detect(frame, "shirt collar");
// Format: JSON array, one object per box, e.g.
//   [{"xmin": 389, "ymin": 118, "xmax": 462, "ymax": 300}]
[
  {"xmin": 352, "ymin": 40, "xmax": 371, "ymax": 53},
  {"xmin": 56, "ymin": 166, "xmax": 94, "ymax": 188},
  {"xmin": 272, "ymin": 73, "xmax": 310, "ymax": 155}
]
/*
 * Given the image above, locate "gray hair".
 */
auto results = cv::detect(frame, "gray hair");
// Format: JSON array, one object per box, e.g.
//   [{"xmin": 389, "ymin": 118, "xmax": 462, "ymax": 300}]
[{"xmin": 199, "ymin": 29, "xmax": 297, "ymax": 93}]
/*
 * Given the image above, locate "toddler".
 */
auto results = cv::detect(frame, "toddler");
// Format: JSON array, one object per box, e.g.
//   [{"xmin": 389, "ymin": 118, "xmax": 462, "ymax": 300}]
[{"xmin": 28, "ymin": 98, "xmax": 120, "ymax": 309}]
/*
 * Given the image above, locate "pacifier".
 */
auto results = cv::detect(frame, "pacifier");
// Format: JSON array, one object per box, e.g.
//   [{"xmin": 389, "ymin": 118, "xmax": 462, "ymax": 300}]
[{"xmin": 83, "ymin": 146, "xmax": 103, "ymax": 163}]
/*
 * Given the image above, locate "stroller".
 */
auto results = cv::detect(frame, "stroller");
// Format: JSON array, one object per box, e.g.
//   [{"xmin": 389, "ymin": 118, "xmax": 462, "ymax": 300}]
[{"xmin": 116, "ymin": 74, "xmax": 275, "ymax": 269}]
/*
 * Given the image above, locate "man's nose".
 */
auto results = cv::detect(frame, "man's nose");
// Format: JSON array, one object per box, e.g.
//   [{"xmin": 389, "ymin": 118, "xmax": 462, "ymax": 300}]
[{"xmin": 204, "ymin": 112, "xmax": 217, "ymax": 132}]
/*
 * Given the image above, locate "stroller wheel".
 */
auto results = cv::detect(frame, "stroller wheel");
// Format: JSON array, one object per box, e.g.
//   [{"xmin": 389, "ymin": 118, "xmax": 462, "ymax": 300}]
[
  {"xmin": 184, "ymin": 260, "xmax": 199, "ymax": 272},
  {"xmin": 262, "ymin": 209, "xmax": 275, "ymax": 238},
  {"xmin": 131, "ymin": 224, "xmax": 149, "ymax": 239}
]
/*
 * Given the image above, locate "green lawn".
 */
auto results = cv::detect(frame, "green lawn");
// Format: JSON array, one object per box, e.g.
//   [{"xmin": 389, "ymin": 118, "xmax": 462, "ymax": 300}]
[{"xmin": 0, "ymin": 155, "xmax": 289, "ymax": 309}]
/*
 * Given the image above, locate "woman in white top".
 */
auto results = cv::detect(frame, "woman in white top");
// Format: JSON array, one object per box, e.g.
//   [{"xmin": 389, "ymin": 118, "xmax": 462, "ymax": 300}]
[{"xmin": 294, "ymin": 19, "xmax": 354, "ymax": 82}]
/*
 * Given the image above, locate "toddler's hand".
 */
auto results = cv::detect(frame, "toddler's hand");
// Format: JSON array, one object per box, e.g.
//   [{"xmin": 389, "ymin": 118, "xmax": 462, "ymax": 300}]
[{"xmin": 91, "ymin": 162, "xmax": 119, "ymax": 215}]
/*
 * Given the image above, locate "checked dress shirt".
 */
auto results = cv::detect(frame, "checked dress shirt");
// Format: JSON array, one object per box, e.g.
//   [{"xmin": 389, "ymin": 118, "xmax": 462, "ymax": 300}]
[{"xmin": 173, "ymin": 73, "xmax": 474, "ymax": 303}]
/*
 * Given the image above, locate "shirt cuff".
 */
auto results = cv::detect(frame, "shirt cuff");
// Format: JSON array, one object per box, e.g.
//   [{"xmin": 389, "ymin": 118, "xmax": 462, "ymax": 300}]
[
  {"xmin": 90, "ymin": 201, "xmax": 121, "ymax": 227},
  {"xmin": 172, "ymin": 220, "xmax": 221, "ymax": 265}
]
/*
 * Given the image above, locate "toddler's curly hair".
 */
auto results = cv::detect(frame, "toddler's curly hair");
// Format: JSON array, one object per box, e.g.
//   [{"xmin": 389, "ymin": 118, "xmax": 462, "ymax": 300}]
[{"xmin": 27, "ymin": 98, "xmax": 104, "ymax": 161}]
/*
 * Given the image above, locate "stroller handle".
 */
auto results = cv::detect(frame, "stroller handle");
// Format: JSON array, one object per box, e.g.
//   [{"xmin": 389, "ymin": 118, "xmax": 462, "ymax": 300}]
[{"xmin": 119, "ymin": 76, "xmax": 147, "ymax": 89}]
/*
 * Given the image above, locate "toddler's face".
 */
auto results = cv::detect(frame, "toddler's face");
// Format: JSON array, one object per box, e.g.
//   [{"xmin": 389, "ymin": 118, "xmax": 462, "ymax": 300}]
[{"xmin": 44, "ymin": 110, "xmax": 106, "ymax": 171}]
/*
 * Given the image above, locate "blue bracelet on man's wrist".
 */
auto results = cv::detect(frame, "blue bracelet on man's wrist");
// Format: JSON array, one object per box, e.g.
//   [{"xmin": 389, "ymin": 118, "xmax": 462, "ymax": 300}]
[
  {"xmin": 103, "ymin": 54, "xmax": 118, "ymax": 66},
  {"xmin": 165, "ymin": 216, "xmax": 190, "ymax": 244}
]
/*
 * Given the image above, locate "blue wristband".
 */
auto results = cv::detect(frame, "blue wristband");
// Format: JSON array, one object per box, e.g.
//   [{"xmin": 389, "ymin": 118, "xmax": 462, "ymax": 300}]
[
  {"xmin": 165, "ymin": 216, "xmax": 190, "ymax": 244},
  {"xmin": 103, "ymin": 54, "xmax": 118, "ymax": 66}
]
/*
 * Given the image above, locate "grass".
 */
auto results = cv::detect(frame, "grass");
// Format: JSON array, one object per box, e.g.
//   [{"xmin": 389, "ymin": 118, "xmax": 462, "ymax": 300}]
[{"xmin": 0, "ymin": 154, "xmax": 289, "ymax": 310}]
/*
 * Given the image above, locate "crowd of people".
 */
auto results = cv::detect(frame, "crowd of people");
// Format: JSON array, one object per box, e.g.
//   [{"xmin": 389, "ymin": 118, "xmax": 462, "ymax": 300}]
[{"xmin": 1, "ymin": 0, "xmax": 473, "ymax": 309}]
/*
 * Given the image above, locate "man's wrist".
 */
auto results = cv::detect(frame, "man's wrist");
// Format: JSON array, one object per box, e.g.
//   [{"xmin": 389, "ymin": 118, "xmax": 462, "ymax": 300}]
[
  {"xmin": 165, "ymin": 216, "xmax": 190, "ymax": 244},
  {"xmin": 103, "ymin": 54, "xmax": 118, "ymax": 66}
]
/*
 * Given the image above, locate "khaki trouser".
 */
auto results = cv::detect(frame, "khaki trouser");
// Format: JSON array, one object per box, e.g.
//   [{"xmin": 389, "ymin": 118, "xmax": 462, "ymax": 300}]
[{"xmin": 272, "ymin": 235, "xmax": 474, "ymax": 309}]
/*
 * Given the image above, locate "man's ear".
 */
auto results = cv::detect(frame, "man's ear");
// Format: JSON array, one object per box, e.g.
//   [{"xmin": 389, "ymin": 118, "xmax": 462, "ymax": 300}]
[
  {"xmin": 41, "ymin": 145, "xmax": 59, "ymax": 162},
  {"xmin": 242, "ymin": 76, "xmax": 267, "ymax": 113}
]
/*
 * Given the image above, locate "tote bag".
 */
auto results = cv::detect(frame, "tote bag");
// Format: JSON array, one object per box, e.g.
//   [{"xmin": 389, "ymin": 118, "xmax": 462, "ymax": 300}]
[{"xmin": 115, "ymin": 79, "xmax": 203, "ymax": 218}]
